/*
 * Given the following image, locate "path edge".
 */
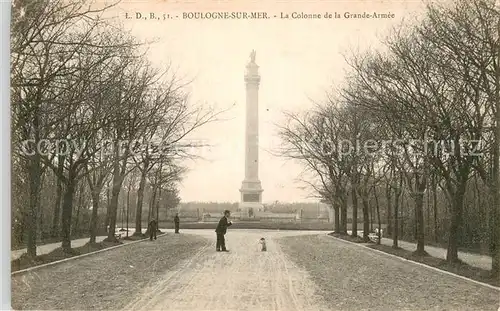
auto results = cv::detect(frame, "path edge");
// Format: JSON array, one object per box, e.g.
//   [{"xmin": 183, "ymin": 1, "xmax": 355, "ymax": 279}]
[
  {"xmin": 11, "ymin": 233, "xmax": 167, "ymax": 276},
  {"xmin": 327, "ymin": 234, "xmax": 500, "ymax": 292}
]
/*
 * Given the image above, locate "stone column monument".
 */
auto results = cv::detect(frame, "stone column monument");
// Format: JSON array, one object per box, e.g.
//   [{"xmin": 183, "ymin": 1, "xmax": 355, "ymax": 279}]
[{"xmin": 239, "ymin": 50, "xmax": 264, "ymax": 217}]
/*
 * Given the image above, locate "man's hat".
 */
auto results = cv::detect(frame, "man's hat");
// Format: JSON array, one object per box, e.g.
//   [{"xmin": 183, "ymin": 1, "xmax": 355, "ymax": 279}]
[{"xmin": 224, "ymin": 210, "xmax": 231, "ymax": 214}]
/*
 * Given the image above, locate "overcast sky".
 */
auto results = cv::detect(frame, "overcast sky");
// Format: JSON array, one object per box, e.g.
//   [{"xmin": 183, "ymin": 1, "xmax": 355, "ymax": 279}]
[{"xmin": 104, "ymin": 0, "xmax": 429, "ymax": 203}]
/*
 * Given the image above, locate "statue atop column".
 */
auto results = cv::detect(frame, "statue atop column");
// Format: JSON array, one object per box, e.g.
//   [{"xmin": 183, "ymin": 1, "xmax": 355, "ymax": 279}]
[
  {"xmin": 245, "ymin": 49, "xmax": 259, "ymax": 78},
  {"xmin": 250, "ymin": 50, "xmax": 256, "ymax": 63}
]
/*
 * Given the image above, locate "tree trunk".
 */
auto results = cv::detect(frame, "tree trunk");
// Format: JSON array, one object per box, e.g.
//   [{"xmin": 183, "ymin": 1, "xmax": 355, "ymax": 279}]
[
  {"xmin": 426, "ymin": 182, "xmax": 431, "ymax": 238},
  {"xmin": 351, "ymin": 180, "xmax": 358, "ymax": 237},
  {"xmin": 362, "ymin": 197, "xmax": 370, "ymax": 242},
  {"xmin": 414, "ymin": 198, "xmax": 418, "ymax": 241},
  {"xmin": 157, "ymin": 186, "xmax": 161, "ymax": 219},
  {"xmin": 433, "ymin": 175, "xmax": 438, "ymax": 243},
  {"xmin": 73, "ymin": 199, "xmax": 81, "ymax": 237},
  {"xmin": 401, "ymin": 195, "xmax": 407, "ymax": 239},
  {"xmin": 446, "ymin": 192, "xmax": 461, "ymax": 263},
  {"xmin": 106, "ymin": 183, "xmax": 120, "ymax": 241},
  {"xmin": 25, "ymin": 99, "xmax": 44, "ymax": 258},
  {"xmin": 120, "ymin": 192, "xmax": 125, "ymax": 230},
  {"xmin": 156, "ymin": 185, "xmax": 162, "ymax": 230},
  {"xmin": 386, "ymin": 184, "xmax": 392, "ymax": 237},
  {"xmin": 414, "ymin": 189, "xmax": 426, "ymax": 255},
  {"xmin": 446, "ymin": 180, "xmax": 467, "ymax": 263},
  {"xmin": 105, "ymin": 181, "xmax": 111, "ymax": 232},
  {"xmin": 491, "ymin": 166, "xmax": 500, "ymax": 276},
  {"xmin": 145, "ymin": 185, "xmax": 157, "ymax": 235},
  {"xmin": 51, "ymin": 157, "xmax": 64, "ymax": 238},
  {"xmin": 89, "ymin": 189, "xmax": 100, "ymax": 244},
  {"xmin": 148, "ymin": 198, "xmax": 152, "ymax": 224},
  {"xmin": 27, "ymin": 154, "xmax": 41, "ymax": 258},
  {"xmin": 38, "ymin": 189, "xmax": 44, "ymax": 243},
  {"xmin": 474, "ymin": 176, "xmax": 486, "ymax": 252},
  {"xmin": 37, "ymin": 172, "xmax": 45, "ymax": 243},
  {"xmin": 491, "ymin": 187, "xmax": 500, "ymax": 277},
  {"xmin": 133, "ymin": 161, "xmax": 148, "ymax": 236},
  {"xmin": 333, "ymin": 205, "xmax": 340, "ymax": 233},
  {"xmin": 126, "ymin": 185, "xmax": 131, "ymax": 237},
  {"xmin": 148, "ymin": 190, "xmax": 154, "ymax": 222},
  {"xmin": 61, "ymin": 172, "xmax": 77, "ymax": 253},
  {"xmin": 373, "ymin": 184, "xmax": 381, "ymax": 244},
  {"xmin": 73, "ymin": 183, "xmax": 84, "ymax": 237},
  {"xmin": 106, "ymin": 159, "xmax": 126, "ymax": 241},
  {"xmin": 341, "ymin": 198, "xmax": 348, "ymax": 234},
  {"xmin": 337, "ymin": 189, "xmax": 348, "ymax": 234},
  {"xmin": 369, "ymin": 196, "xmax": 374, "ymax": 232},
  {"xmin": 393, "ymin": 174, "xmax": 403, "ymax": 249}
]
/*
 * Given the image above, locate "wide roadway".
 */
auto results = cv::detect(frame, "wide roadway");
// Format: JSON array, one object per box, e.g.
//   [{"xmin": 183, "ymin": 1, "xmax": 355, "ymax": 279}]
[{"xmin": 124, "ymin": 229, "xmax": 499, "ymax": 311}]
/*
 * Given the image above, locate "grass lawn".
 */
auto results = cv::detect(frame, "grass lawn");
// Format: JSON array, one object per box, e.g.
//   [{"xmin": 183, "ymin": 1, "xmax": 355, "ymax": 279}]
[
  {"xmin": 278, "ymin": 234, "xmax": 499, "ymax": 311},
  {"xmin": 366, "ymin": 243, "xmax": 499, "ymax": 287},
  {"xmin": 329, "ymin": 232, "xmax": 499, "ymax": 287},
  {"xmin": 11, "ymin": 235, "xmax": 149, "ymax": 272}
]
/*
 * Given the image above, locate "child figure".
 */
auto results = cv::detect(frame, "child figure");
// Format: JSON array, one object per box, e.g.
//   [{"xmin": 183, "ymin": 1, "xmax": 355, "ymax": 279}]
[{"xmin": 259, "ymin": 237, "xmax": 267, "ymax": 251}]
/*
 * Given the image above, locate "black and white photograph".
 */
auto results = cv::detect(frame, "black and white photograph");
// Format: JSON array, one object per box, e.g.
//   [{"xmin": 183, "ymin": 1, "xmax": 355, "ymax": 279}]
[{"xmin": 7, "ymin": 0, "xmax": 500, "ymax": 310}]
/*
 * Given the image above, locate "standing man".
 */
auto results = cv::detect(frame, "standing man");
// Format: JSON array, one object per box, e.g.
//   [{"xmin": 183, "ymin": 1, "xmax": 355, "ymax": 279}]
[
  {"xmin": 174, "ymin": 213, "xmax": 180, "ymax": 234},
  {"xmin": 148, "ymin": 218, "xmax": 157, "ymax": 241},
  {"xmin": 215, "ymin": 210, "xmax": 232, "ymax": 252}
]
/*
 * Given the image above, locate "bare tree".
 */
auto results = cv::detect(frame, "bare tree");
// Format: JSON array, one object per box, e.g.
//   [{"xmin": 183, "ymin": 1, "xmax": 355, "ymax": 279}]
[
  {"xmin": 276, "ymin": 106, "xmax": 346, "ymax": 233},
  {"xmin": 11, "ymin": 0, "xmax": 121, "ymax": 256},
  {"xmin": 131, "ymin": 79, "xmax": 220, "ymax": 236}
]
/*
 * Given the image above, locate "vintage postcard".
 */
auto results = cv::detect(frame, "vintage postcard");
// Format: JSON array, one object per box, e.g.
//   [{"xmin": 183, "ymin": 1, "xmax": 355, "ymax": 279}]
[{"xmin": 9, "ymin": 0, "xmax": 500, "ymax": 310}]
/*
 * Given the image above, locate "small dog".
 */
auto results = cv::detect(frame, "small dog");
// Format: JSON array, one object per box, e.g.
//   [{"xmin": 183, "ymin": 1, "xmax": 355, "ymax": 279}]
[{"xmin": 259, "ymin": 237, "xmax": 267, "ymax": 251}]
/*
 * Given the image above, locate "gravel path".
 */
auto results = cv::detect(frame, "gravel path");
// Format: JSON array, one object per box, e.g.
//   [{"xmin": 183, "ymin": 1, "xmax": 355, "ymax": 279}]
[
  {"xmin": 11, "ymin": 233, "xmax": 210, "ymax": 310},
  {"xmin": 278, "ymin": 234, "xmax": 500, "ymax": 311},
  {"xmin": 123, "ymin": 229, "xmax": 330, "ymax": 311}
]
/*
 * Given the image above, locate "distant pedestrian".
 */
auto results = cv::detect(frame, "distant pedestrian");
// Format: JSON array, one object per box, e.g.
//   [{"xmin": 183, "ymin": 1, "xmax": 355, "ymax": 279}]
[
  {"xmin": 215, "ymin": 210, "xmax": 232, "ymax": 252},
  {"xmin": 259, "ymin": 237, "xmax": 267, "ymax": 251},
  {"xmin": 148, "ymin": 218, "xmax": 157, "ymax": 241},
  {"xmin": 174, "ymin": 213, "xmax": 180, "ymax": 234}
]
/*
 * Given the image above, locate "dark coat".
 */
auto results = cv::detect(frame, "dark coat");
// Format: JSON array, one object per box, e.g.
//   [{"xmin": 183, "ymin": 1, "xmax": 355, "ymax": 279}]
[
  {"xmin": 215, "ymin": 216, "xmax": 232, "ymax": 234},
  {"xmin": 174, "ymin": 216, "xmax": 180, "ymax": 224},
  {"xmin": 148, "ymin": 219, "xmax": 157, "ymax": 231}
]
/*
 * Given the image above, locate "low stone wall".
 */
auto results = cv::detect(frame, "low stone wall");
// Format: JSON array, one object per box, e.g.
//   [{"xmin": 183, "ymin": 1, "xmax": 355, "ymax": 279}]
[
  {"xmin": 299, "ymin": 218, "xmax": 331, "ymax": 223},
  {"xmin": 194, "ymin": 212, "xmax": 331, "ymax": 224},
  {"xmin": 257, "ymin": 212, "xmax": 296, "ymax": 219},
  {"xmin": 176, "ymin": 217, "xmax": 199, "ymax": 222},
  {"xmin": 260, "ymin": 218, "xmax": 296, "ymax": 223},
  {"xmin": 202, "ymin": 217, "xmax": 221, "ymax": 222}
]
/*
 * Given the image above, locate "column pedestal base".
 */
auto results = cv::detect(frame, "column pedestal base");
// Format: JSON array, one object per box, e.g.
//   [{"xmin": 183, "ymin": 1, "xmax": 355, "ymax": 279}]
[{"xmin": 239, "ymin": 180, "xmax": 263, "ymax": 218}]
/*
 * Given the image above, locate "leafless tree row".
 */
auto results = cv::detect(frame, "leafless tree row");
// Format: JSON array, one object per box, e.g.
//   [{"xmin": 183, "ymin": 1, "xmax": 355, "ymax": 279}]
[
  {"xmin": 277, "ymin": 0, "xmax": 500, "ymax": 276},
  {"xmin": 11, "ymin": 0, "xmax": 221, "ymax": 257}
]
